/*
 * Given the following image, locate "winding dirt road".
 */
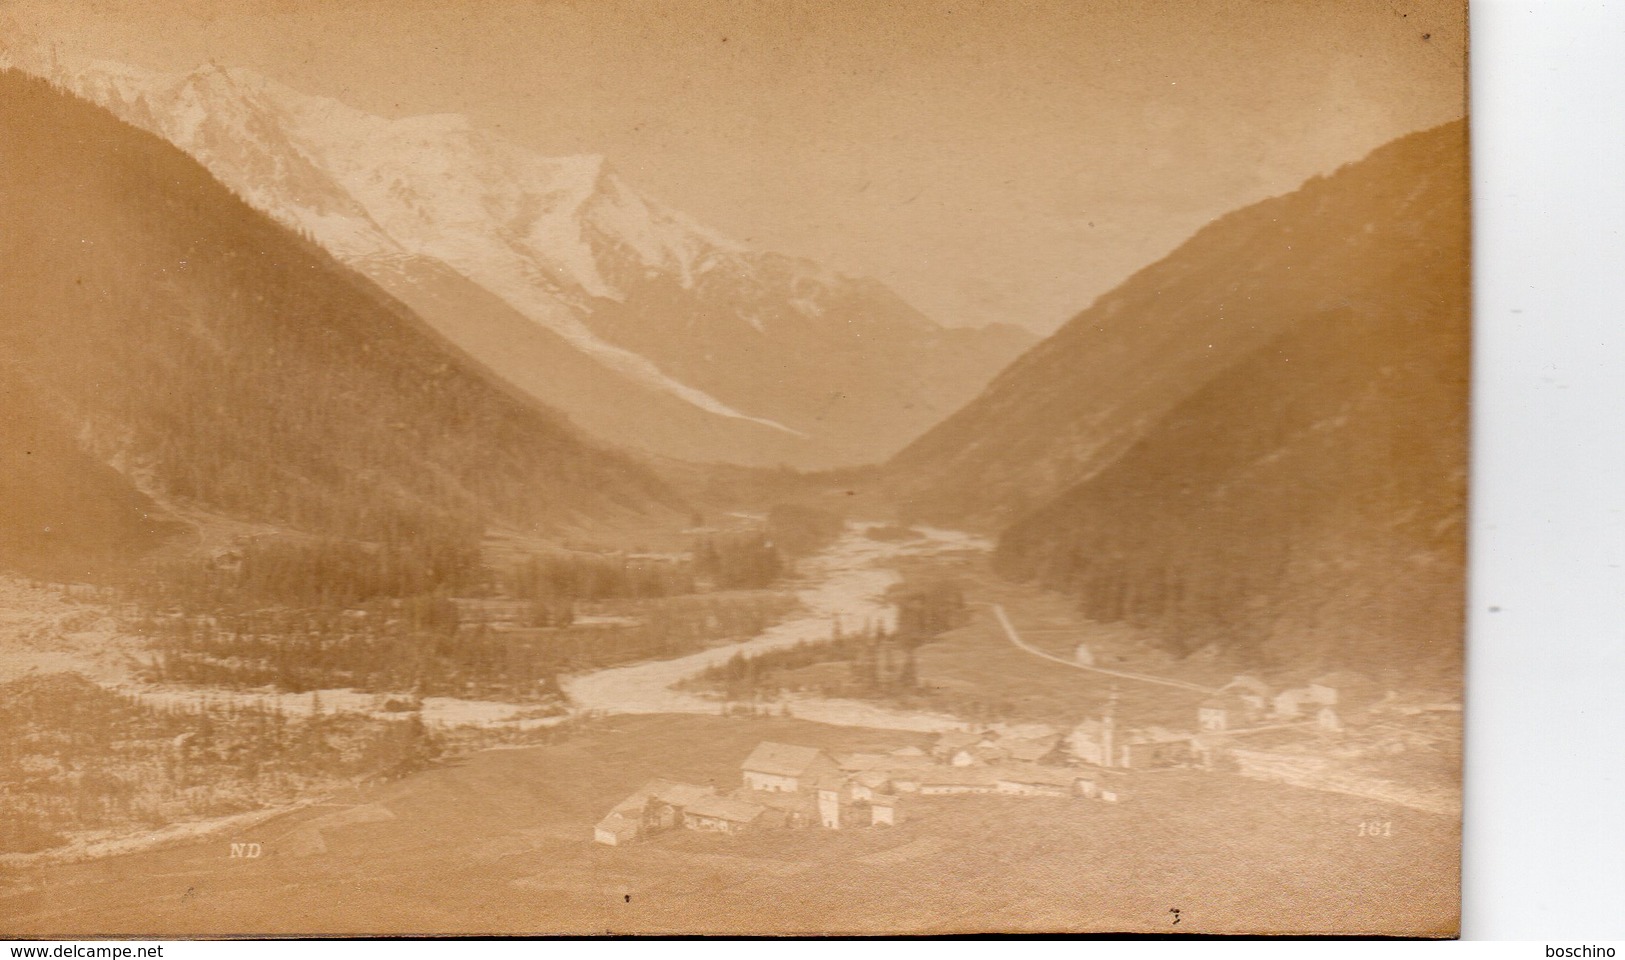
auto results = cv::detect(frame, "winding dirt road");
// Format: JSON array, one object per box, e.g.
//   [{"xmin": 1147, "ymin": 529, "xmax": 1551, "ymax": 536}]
[{"xmin": 987, "ymin": 602, "xmax": 1218, "ymax": 694}]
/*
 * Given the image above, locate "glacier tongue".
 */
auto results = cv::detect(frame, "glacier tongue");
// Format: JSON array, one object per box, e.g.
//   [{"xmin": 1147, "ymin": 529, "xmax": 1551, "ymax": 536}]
[{"xmin": 15, "ymin": 47, "xmax": 803, "ymax": 436}]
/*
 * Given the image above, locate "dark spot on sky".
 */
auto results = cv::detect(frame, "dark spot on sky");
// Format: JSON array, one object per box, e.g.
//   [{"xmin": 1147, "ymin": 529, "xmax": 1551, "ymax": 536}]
[{"xmin": 1422, "ymin": 33, "xmax": 1431, "ymax": 40}]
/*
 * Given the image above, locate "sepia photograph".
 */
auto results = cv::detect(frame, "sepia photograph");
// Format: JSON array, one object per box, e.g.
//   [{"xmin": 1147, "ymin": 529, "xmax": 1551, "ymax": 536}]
[{"xmin": 0, "ymin": 0, "xmax": 1468, "ymax": 937}]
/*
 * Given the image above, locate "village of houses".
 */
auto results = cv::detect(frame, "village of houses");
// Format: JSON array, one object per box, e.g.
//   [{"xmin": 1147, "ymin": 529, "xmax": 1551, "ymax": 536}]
[{"xmin": 595, "ymin": 668, "xmax": 1460, "ymax": 845}]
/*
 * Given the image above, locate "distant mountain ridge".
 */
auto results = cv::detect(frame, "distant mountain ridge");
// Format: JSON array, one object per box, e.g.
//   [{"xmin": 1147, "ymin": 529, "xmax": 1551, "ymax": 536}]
[
  {"xmin": 915, "ymin": 120, "xmax": 1469, "ymax": 672},
  {"xmin": 888, "ymin": 120, "xmax": 1470, "ymax": 529},
  {"xmin": 8, "ymin": 48, "xmax": 1033, "ymax": 468},
  {"xmin": 0, "ymin": 68, "xmax": 678, "ymax": 574}
]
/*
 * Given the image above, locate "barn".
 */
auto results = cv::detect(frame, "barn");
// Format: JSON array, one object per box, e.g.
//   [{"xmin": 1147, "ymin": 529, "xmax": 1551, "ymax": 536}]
[
  {"xmin": 683, "ymin": 796, "xmax": 768, "ymax": 834},
  {"xmin": 993, "ymin": 765, "xmax": 1076, "ymax": 797},
  {"xmin": 849, "ymin": 770, "xmax": 892, "ymax": 802},
  {"xmin": 1118, "ymin": 728, "xmax": 1193, "ymax": 770},
  {"xmin": 592, "ymin": 778, "xmax": 716, "ymax": 845},
  {"xmin": 918, "ymin": 768, "xmax": 998, "ymax": 795}
]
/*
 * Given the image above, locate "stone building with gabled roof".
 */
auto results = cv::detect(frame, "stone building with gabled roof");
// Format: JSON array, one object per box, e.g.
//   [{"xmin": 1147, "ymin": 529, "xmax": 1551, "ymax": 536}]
[
  {"xmin": 741, "ymin": 742, "xmax": 842, "ymax": 793},
  {"xmin": 918, "ymin": 767, "xmax": 999, "ymax": 795},
  {"xmin": 1118, "ymin": 727, "xmax": 1194, "ymax": 770},
  {"xmin": 1004, "ymin": 736, "xmax": 1061, "ymax": 763},
  {"xmin": 932, "ymin": 730, "xmax": 987, "ymax": 759},
  {"xmin": 833, "ymin": 751, "xmax": 893, "ymax": 773},
  {"xmin": 593, "ymin": 777, "xmax": 717, "ymax": 845},
  {"xmin": 992, "ymin": 764, "xmax": 1078, "ymax": 797},
  {"xmin": 849, "ymin": 769, "xmax": 892, "ymax": 801},
  {"xmin": 683, "ymin": 795, "xmax": 768, "ymax": 834}
]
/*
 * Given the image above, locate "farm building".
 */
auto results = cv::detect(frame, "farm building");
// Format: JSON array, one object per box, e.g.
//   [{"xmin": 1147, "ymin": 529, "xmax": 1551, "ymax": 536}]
[
  {"xmin": 948, "ymin": 744, "xmax": 1000, "ymax": 767},
  {"xmin": 834, "ymin": 752, "xmax": 893, "ymax": 773},
  {"xmin": 642, "ymin": 780, "xmax": 716, "ymax": 829},
  {"xmin": 1004, "ymin": 736, "xmax": 1061, "ymax": 764},
  {"xmin": 816, "ymin": 781, "xmax": 843, "ymax": 829},
  {"xmin": 918, "ymin": 768, "xmax": 998, "ymax": 795},
  {"xmin": 993, "ymin": 765, "xmax": 1077, "ymax": 797},
  {"xmin": 682, "ymin": 795, "xmax": 768, "ymax": 834},
  {"xmin": 1198, "ymin": 695, "xmax": 1253, "ymax": 732},
  {"xmin": 932, "ymin": 730, "xmax": 988, "ymax": 760},
  {"xmin": 593, "ymin": 811, "xmax": 640, "ymax": 846},
  {"xmin": 1117, "ymin": 729, "xmax": 1193, "ymax": 770},
  {"xmin": 741, "ymin": 742, "xmax": 842, "ymax": 793},
  {"xmin": 1222, "ymin": 674, "xmax": 1273, "ymax": 713},
  {"xmin": 1066, "ymin": 717, "xmax": 1117, "ymax": 768},
  {"xmin": 1272, "ymin": 687, "xmax": 1318, "ymax": 719},
  {"xmin": 593, "ymin": 778, "xmax": 717, "ymax": 845},
  {"xmin": 743, "ymin": 786, "xmax": 819, "ymax": 827},
  {"xmin": 849, "ymin": 770, "xmax": 892, "ymax": 802},
  {"xmin": 1071, "ymin": 774, "xmax": 1127, "ymax": 800},
  {"xmin": 890, "ymin": 772, "xmax": 924, "ymax": 793}
]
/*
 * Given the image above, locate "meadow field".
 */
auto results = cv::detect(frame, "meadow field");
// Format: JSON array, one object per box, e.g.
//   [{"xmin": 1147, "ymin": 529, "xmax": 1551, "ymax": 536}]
[{"xmin": 0, "ymin": 713, "xmax": 1457, "ymax": 936}]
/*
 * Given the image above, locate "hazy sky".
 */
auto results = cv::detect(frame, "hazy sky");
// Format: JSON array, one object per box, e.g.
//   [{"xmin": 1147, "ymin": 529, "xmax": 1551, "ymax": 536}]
[{"xmin": 11, "ymin": 0, "xmax": 1466, "ymax": 332}]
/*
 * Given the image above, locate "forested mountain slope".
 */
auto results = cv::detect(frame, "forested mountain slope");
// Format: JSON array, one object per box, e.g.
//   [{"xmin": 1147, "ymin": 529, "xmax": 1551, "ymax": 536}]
[
  {"xmin": 992, "ymin": 122, "xmax": 1469, "ymax": 672},
  {"xmin": 0, "ymin": 70, "xmax": 677, "ymax": 574},
  {"xmin": 18, "ymin": 54, "xmax": 1034, "ymax": 468},
  {"xmin": 888, "ymin": 121, "xmax": 1469, "ymax": 531}
]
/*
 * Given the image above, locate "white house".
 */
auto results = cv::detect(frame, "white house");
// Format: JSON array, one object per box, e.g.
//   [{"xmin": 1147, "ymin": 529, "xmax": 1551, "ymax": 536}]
[
  {"xmin": 1272, "ymin": 687, "xmax": 1317, "ymax": 719},
  {"xmin": 1118, "ymin": 728, "xmax": 1193, "ymax": 770},
  {"xmin": 816, "ymin": 784, "xmax": 842, "ymax": 829},
  {"xmin": 593, "ymin": 811, "xmax": 640, "ymax": 846},
  {"xmin": 1222, "ymin": 674, "xmax": 1273, "ymax": 714},
  {"xmin": 932, "ymin": 730, "xmax": 986, "ymax": 761},
  {"xmin": 1198, "ymin": 695, "xmax": 1251, "ymax": 732},
  {"xmin": 741, "ymin": 742, "xmax": 841, "ymax": 793},
  {"xmin": 1066, "ymin": 717, "xmax": 1116, "ymax": 768}
]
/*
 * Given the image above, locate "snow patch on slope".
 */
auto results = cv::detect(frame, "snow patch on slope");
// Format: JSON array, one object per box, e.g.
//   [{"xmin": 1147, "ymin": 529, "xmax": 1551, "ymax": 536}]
[{"xmin": 12, "ymin": 47, "xmax": 802, "ymax": 436}]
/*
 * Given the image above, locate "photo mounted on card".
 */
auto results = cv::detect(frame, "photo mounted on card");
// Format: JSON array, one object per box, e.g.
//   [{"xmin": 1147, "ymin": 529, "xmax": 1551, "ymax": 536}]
[{"xmin": 0, "ymin": 0, "xmax": 1467, "ymax": 937}]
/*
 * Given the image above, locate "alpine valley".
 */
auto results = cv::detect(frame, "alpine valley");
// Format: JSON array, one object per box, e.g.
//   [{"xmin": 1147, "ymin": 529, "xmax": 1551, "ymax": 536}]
[{"xmin": 7, "ymin": 48, "xmax": 1033, "ymax": 469}]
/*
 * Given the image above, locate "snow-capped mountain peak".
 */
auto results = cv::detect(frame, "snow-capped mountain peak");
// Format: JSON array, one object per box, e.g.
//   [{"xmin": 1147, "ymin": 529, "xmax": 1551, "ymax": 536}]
[{"xmin": 3, "ymin": 42, "xmax": 1034, "ymax": 466}]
